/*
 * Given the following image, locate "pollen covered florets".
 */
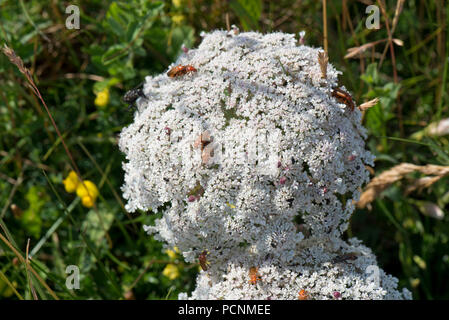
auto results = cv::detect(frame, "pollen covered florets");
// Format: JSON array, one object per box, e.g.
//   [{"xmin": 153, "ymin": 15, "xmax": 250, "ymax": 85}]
[{"xmin": 119, "ymin": 30, "xmax": 410, "ymax": 300}]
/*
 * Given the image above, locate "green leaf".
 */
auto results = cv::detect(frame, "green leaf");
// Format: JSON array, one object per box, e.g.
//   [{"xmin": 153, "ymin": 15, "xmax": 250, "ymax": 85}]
[
  {"xmin": 105, "ymin": 3, "xmax": 127, "ymax": 38},
  {"xmin": 125, "ymin": 20, "xmax": 140, "ymax": 43},
  {"xmin": 21, "ymin": 186, "xmax": 48, "ymax": 238},
  {"xmin": 101, "ymin": 44, "xmax": 129, "ymax": 65},
  {"xmin": 230, "ymin": 0, "xmax": 262, "ymax": 31},
  {"xmin": 81, "ymin": 204, "xmax": 115, "ymax": 247},
  {"xmin": 361, "ymin": 63, "xmax": 379, "ymax": 85}
]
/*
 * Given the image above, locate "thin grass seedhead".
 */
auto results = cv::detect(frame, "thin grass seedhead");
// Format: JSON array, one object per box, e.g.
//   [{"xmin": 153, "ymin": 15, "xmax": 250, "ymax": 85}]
[
  {"xmin": 318, "ymin": 51, "xmax": 328, "ymax": 79},
  {"xmin": 358, "ymin": 163, "xmax": 449, "ymax": 208},
  {"xmin": 2, "ymin": 44, "xmax": 111, "ymax": 239}
]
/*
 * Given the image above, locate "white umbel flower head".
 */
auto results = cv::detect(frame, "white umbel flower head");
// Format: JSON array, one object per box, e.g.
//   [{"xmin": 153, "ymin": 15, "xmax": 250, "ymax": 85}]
[{"xmin": 119, "ymin": 30, "xmax": 411, "ymax": 300}]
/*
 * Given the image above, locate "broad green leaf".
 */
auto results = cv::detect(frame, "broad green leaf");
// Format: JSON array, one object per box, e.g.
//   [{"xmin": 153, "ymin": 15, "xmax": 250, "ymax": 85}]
[{"xmin": 101, "ymin": 44, "xmax": 129, "ymax": 65}]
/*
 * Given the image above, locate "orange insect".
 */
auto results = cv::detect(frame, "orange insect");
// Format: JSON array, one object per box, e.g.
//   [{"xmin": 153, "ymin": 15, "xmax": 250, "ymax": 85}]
[
  {"xmin": 194, "ymin": 131, "xmax": 213, "ymax": 152},
  {"xmin": 332, "ymin": 87, "xmax": 356, "ymax": 111},
  {"xmin": 167, "ymin": 64, "xmax": 197, "ymax": 78},
  {"xmin": 199, "ymin": 250, "xmax": 210, "ymax": 271},
  {"xmin": 248, "ymin": 267, "xmax": 262, "ymax": 285},
  {"xmin": 194, "ymin": 131, "xmax": 214, "ymax": 164},
  {"xmin": 298, "ymin": 289, "xmax": 308, "ymax": 300}
]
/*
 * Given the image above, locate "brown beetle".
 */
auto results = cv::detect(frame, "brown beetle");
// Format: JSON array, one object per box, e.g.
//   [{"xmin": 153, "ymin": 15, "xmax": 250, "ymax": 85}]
[
  {"xmin": 167, "ymin": 65, "xmax": 197, "ymax": 78},
  {"xmin": 199, "ymin": 250, "xmax": 210, "ymax": 271},
  {"xmin": 332, "ymin": 87, "xmax": 356, "ymax": 111}
]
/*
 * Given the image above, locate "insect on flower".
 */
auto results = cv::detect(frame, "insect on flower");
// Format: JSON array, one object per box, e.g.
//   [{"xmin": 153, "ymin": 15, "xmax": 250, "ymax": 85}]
[
  {"xmin": 167, "ymin": 64, "xmax": 197, "ymax": 78},
  {"xmin": 194, "ymin": 131, "xmax": 215, "ymax": 164},
  {"xmin": 194, "ymin": 131, "xmax": 213, "ymax": 152},
  {"xmin": 332, "ymin": 252, "xmax": 359, "ymax": 264},
  {"xmin": 123, "ymin": 83, "xmax": 145, "ymax": 111},
  {"xmin": 298, "ymin": 289, "xmax": 308, "ymax": 300},
  {"xmin": 248, "ymin": 267, "xmax": 262, "ymax": 285},
  {"xmin": 199, "ymin": 250, "xmax": 210, "ymax": 271},
  {"xmin": 332, "ymin": 87, "xmax": 356, "ymax": 111}
]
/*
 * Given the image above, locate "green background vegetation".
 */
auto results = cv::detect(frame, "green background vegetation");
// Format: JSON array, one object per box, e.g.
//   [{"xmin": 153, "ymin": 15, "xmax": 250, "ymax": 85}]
[{"xmin": 0, "ymin": 0, "xmax": 448, "ymax": 300}]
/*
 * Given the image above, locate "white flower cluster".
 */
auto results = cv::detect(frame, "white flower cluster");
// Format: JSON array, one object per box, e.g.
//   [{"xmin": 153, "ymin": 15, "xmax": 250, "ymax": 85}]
[{"xmin": 119, "ymin": 30, "xmax": 411, "ymax": 300}]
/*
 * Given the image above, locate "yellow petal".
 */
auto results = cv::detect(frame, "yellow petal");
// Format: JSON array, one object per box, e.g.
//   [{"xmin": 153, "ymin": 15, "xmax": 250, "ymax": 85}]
[
  {"xmin": 172, "ymin": 0, "xmax": 183, "ymax": 8},
  {"xmin": 63, "ymin": 177, "xmax": 78, "ymax": 193},
  {"xmin": 162, "ymin": 264, "xmax": 180, "ymax": 280},
  {"xmin": 81, "ymin": 195, "xmax": 95, "ymax": 208},
  {"xmin": 63, "ymin": 171, "xmax": 80, "ymax": 193},
  {"xmin": 76, "ymin": 180, "xmax": 99, "ymax": 199},
  {"xmin": 165, "ymin": 248, "xmax": 178, "ymax": 259},
  {"xmin": 67, "ymin": 170, "xmax": 79, "ymax": 183},
  {"xmin": 95, "ymin": 89, "xmax": 109, "ymax": 108}
]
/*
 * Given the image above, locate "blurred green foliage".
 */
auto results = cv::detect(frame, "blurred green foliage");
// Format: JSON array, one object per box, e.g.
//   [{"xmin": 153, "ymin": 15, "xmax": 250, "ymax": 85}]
[{"xmin": 0, "ymin": 0, "xmax": 448, "ymax": 299}]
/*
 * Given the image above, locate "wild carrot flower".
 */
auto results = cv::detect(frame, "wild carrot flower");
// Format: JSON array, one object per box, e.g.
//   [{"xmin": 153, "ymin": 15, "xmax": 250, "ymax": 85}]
[
  {"xmin": 226, "ymin": 203, "xmax": 236, "ymax": 209},
  {"xmin": 333, "ymin": 291, "xmax": 342, "ymax": 299},
  {"xmin": 120, "ymin": 30, "xmax": 411, "ymax": 300}
]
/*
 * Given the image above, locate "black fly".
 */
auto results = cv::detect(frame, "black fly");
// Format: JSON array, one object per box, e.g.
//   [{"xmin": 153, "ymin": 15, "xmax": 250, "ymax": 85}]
[
  {"xmin": 123, "ymin": 83, "xmax": 145, "ymax": 111},
  {"xmin": 332, "ymin": 252, "xmax": 359, "ymax": 264}
]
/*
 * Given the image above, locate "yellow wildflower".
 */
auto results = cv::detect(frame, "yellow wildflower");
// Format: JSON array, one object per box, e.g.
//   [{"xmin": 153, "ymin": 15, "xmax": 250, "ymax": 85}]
[
  {"xmin": 162, "ymin": 264, "xmax": 180, "ymax": 280},
  {"xmin": 165, "ymin": 249, "xmax": 177, "ymax": 259},
  {"xmin": 172, "ymin": 14, "xmax": 185, "ymax": 25},
  {"xmin": 172, "ymin": 0, "xmax": 183, "ymax": 8},
  {"xmin": 63, "ymin": 171, "xmax": 79, "ymax": 193},
  {"xmin": 165, "ymin": 246, "xmax": 180, "ymax": 259},
  {"xmin": 63, "ymin": 172, "xmax": 100, "ymax": 208},
  {"xmin": 80, "ymin": 196, "xmax": 94, "ymax": 208},
  {"xmin": 76, "ymin": 180, "xmax": 99, "ymax": 208},
  {"xmin": 94, "ymin": 88, "xmax": 109, "ymax": 108}
]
